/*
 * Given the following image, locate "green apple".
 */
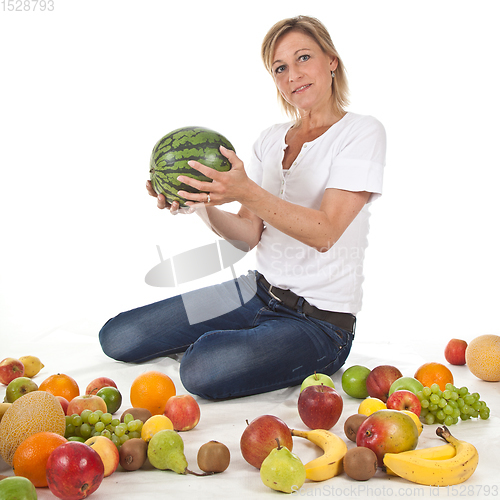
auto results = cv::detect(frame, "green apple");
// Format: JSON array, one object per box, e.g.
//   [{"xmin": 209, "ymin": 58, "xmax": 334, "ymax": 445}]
[
  {"xmin": 300, "ymin": 372, "xmax": 335, "ymax": 392},
  {"xmin": 96, "ymin": 386, "xmax": 122, "ymax": 414},
  {"xmin": 5, "ymin": 377, "xmax": 38, "ymax": 403},
  {"xmin": 341, "ymin": 365, "xmax": 371, "ymax": 399},
  {"xmin": 388, "ymin": 376, "xmax": 424, "ymax": 396},
  {"xmin": 0, "ymin": 476, "xmax": 37, "ymax": 500}
]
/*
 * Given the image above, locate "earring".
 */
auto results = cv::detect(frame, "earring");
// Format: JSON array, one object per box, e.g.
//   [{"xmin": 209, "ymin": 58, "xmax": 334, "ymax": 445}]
[{"xmin": 331, "ymin": 71, "xmax": 335, "ymax": 78}]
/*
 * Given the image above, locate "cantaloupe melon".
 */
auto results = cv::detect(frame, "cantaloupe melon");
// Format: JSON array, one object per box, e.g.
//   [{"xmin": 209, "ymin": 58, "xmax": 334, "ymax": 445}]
[
  {"xmin": 0, "ymin": 390, "xmax": 66, "ymax": 466},
  {"xmin": 465, "ymin": 334, "xmax": 500, "ymax": 382}
]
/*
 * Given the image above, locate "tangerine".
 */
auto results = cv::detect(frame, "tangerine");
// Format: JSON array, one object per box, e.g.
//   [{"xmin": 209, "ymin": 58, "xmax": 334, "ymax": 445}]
[
  {"xmin": 465, "ymin": 334, "xmax": 500, "ymax": 382},
  {"xmin": 38, "ymin": 373, "xmax": 80, "ymax": 402},
  {"xmin": 130, "ymin": 371, "xmax": 176, "ymax": 416},
  {"xmin": 13, "ymin": 431, "xmax": 67, "ymax": 487},
  {"xmin": 414, "ymin": 362, "xmax": 454, "ymax": 391}
]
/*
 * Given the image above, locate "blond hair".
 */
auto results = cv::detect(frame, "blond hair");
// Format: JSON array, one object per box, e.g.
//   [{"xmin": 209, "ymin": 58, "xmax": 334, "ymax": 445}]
[{"xmin": 261, "ymin": 16, "xmax": 349, "ymax": 123}]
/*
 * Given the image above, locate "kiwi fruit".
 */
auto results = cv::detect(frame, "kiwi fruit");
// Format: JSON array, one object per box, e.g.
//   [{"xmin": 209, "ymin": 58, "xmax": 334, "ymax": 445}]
[
  {"xmin": 344, "ymin": 414, "xmax": 368, "ymax": 442},
  {"xmin": 119, "ymin": 438, "xmax": 148, "ymax": 471},
  {"xmin": 197, "ymin": 441, "xmax": 231, "ymax": 473},
  {"xmin": 343, "ymin": 447, "xmax": 378, "ymax": 481},
  {"xmin": 120, "ymin": 407, "xmax": 153, "ymax": 424}
]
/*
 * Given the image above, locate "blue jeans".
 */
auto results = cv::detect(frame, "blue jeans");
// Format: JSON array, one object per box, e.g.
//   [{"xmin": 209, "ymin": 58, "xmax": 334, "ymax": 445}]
[{"xmin": 99, "ymin": 271, "xmax": 354, "ymax": 400}]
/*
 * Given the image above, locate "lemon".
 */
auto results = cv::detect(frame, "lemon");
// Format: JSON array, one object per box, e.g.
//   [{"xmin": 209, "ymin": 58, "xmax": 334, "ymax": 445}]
[
  {"xmin": 400, "ymin": 410, "xmax": 423, "ymax": 435},
  {"xmin": 358, "ymin": 397, "xmax": 387, "ymax": 416},
  {"xmin": 141, "ymin": 415, "xmax": 174, "ymax": 442}
]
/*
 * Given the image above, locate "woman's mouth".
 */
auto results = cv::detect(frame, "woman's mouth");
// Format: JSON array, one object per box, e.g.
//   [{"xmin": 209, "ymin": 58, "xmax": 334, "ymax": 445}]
[{"xmin": 292, "ymin": 84, "xmax": 311, "ymax": 94}]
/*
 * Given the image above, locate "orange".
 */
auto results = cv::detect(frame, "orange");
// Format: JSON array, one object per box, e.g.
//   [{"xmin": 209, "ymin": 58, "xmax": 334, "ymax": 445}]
[
  {"xmin": 414, "ymin": 362, "xmax": 454, "ymax": 391},
  {"xmin": 13, "ymin": 431, "xmax": 67, "ymax": 487},
  {"xmin": 465, "ymin": 334, "xmax": 500, "ymax": 382},
  {"xmin": 130, "ymin": 371, "xmax": 176, "ymax": 416},
  {"xmin": 39, "ymin": 373, "xmax": 80, "ymax": 402}
]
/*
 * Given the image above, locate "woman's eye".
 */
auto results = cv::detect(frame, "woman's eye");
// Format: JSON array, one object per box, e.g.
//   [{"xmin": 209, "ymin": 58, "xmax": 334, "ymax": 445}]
[
  {"xmin": 275, "ymin": 65, "xmax": 286, "ymax": 75},
  {"xmin": 299, "ymin": 54, "xmax": 310, "ymax": 62}
]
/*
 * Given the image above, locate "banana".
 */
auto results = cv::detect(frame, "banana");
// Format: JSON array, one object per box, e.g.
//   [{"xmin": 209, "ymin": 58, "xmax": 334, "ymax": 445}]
[
  {"xmin": 0, "ymin": 403, "xmax": 12, "ymax": 422},
  {"xmin": 385, "ymin": 443, "xmax": 456, "ymax": 476},
  {"xmin": 383, "ymin": 426, "xmax": 478, "ymax": 486},
  {"xmin": 291, "ymin": 428, "xmax": 347, "ymax": 481},
  {"xmin": 18, "ymin": 355, "xmax": 44, "ymax": 378}
]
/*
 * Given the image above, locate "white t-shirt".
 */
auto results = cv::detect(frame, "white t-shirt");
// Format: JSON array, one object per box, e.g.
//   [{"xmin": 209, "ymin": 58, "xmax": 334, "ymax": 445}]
[{"xmin": 246, "ymin": 112, "xmax": 386, "ymax": 315}]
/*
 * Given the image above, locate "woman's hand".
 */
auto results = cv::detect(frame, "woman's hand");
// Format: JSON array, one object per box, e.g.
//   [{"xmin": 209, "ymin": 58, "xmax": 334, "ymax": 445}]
[
  {"xmin": 177, "ymin": 146, "xmax": 253, "ymax": 207},
  {"xmin": 146, "ymin": 180, "xmax": 193, "ymax": 214}
]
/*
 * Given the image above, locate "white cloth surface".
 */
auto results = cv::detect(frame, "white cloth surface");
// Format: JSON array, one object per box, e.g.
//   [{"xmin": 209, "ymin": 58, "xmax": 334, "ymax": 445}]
[{"xmin": 2, "ymin": 320, "xmax": 499, "ymax": 500}]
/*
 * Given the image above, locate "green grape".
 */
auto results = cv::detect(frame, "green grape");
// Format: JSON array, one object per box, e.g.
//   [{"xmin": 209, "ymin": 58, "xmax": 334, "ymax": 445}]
[
  {"xmin": 472, "ymin": 401, "xmax": 482, "ymax": 411},
  {"xmin": 80, "ymin": 409, "xmax": 92, "ymax": 423},
  {"xmin": 416, "ymin": 391, "xmax": 424, "ymax": 401},
  {"xmin": 135, "ymin": 421, "xmax": 143, "ymax": 433},
  {"xmin": 65, "ymin": 415, "xmax": 73, "ymax": 425},
  {"xmin": 457, "ymin": 398, "xmax": 465, "ymax": 408},
  {"xmin": 480, "ymin": 408, "xmax": 490, "ymax": 420},
  {"xmin": 94, "ymin": 410, "xmax": 104, "ymax": 418},
  {"xmin": 443, "ymin": 405, "xmax": 454, "ymax": 415},
  {"xmin": 442, "ymin": 389, "xmax": 452, "ymax": 399},
  {"xmin": 471, "ymin": 392, "xmax": 480, "ymax": 400},
  {"xmin": 71, "ymin": 415, "xmax": 83, "ymax": 427},
  {"xmin": 80, "ymin": 423, "xmax": 92, "ymax": 439},
  {"xmin": 101, "ymin": 429, "xmax": 112, "ymax": 439},
  {"xmin": 420, "ymin": 407, "xmax": 429, "ymax": 417},
  {"xmin": 445, "ymin": 383, "xmax": 455, "ymax": 391},
  {"xmin": 88, "ymin": 412, "xmax": 100, "ymax": 426},
  {"xmin": 444, "ymin": 415, "xmax": 454, "ymax": 426},
  {"xmin": 119, "ymin": 434, "xmax": 130, "ymax": 445},
  {"xmin": 101, "ymin": 413, "xmax": 113, "ymax": 425},
  {"xmin": 114, "ymin": 425, "xmax": 126, "ymax": 438},
  {"xmin": 421, "ymin": 399, "xmax": 430, "ymax": 408},
  {"xmin": 449, "ymin": 391, "xmax": 459, "ymax": 401},
  {"xmin": 438, "ymin": 398, "xmax": 447, "ymax": 408},
  {"xmin": 422, "ymin": 387, "xmax": 432, "ymax": 397},
  {"xmin": 470, "ymin": 409, "xmax": 479, "ymax": 418},
  {"xmin": 452, "ymin": 408, "xmax": 461, "ymax": 419},
  {"xmin": 424, "ymin": 413, "xmax": 435, "ymax": 425},
  {"xmin": 460, "ymin": 413, "xmax": 471, "ymax": 421},
  {"xmin": 94, "ymin": 421, "xmax": 105, "ymax": 432},
  {"xmin": 111, "ymin": 418, "xmax": 120, "ymax": 427},
  {"xmin": 458, "ymin": 386, "xmax": 468, "ymax": 397},
  {"xmin": 73, "ymin": 425, "xmax": 82, "ymax": 437},
  {"xmin": 447, "ymin": 400, "xmax": 458, "ymax": 409},
  {"xmin": 430, "ymin": 384, "xmax": 441, "ymax": 394},
  {"xmin": 464, "ymin": 395, "xmax": 475, "ymax": 405},
  {"xmin": 65, "ymin": 424, "xmax": 75, "ymax": 438},
  {"xmin": 111, "ymin": 433, "xmax": 121, "ymax": 448},
  {"xmin": 436, "ymin": 410, "xmax": 446, "ymax": 421},
  {"xmin": 92, "ymin": 430, "xmax": 102, "ymax": 437},
  {"xmin": 123, "ymin": 413, "xmax": 134, "ymax": 425},
  {"xmin": 128, "ymin": 431, "xmax": 141, "ymax": 439},
  {"xmin": 127, "ymin": 420, "xmax": 140, "ymax": 432},
  {"xmin": 429, "ymin": 403, "xmax": 438, "ymax": 412},
  {"xmin": 429, "ymin": 394, "xmax": 440, "ymax": 404}
]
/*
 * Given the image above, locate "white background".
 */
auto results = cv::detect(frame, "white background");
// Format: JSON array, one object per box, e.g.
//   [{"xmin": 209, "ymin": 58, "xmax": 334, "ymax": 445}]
[{"xmin": 1, "ymin": 0, "xmax": 499, "ymax": 346}]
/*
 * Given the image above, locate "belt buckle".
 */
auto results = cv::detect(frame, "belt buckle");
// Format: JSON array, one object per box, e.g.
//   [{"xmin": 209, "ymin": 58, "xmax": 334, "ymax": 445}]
[{"xmin": 267, "ymin": 284, "xmax": 282, "ymax": 302}]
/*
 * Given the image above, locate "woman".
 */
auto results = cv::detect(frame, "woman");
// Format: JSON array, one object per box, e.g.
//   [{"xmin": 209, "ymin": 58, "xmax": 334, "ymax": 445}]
[{"xmin": 99, "ymin": 15, "xmax": 386, "ymax": 400}]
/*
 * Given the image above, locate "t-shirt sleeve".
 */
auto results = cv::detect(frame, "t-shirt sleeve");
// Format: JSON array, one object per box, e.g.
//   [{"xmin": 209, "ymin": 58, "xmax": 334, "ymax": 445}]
[{"xmin": 326, "ymin": 116, "xmax": 386, "ymax": 202}]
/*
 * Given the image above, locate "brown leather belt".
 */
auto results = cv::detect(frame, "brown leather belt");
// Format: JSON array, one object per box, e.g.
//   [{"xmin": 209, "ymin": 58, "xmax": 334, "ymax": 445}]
[{"xmin": 257, "ymin": 275, "xmax": 356, "ymax": 333}]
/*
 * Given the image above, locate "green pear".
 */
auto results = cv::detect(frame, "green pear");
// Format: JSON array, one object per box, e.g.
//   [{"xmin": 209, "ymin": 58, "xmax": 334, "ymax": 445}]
[
  {"xmin": 147, "ymin": 429, "xmax": 189, "ymax": 474},
  {"xmin": 260, "ymin": 439, "xmax": 306, "ymax": 494},
  {"xmin": 5, "ymin": 377, "xmax": 38, "ymax": 403}
]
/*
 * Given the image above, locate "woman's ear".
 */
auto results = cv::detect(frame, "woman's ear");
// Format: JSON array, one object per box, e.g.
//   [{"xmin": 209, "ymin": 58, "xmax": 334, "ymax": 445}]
[{"xmin": 330, "ymin": 56, "xmax": 338, "ymax": 72}]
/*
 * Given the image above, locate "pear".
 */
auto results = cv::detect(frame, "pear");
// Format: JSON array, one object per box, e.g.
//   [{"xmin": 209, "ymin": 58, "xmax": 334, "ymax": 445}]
[
  {"xmin": 148, "ymin": 429, "xmax": 189, "ymax": 474},
  {"xmin": 260, "ymin": 438, "xmax": 306, "ymax": 494}
]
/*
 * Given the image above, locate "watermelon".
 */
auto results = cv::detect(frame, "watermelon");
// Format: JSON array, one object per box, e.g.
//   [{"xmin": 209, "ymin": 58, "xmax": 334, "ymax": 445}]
[{"xmin": 149, "ymin": 126, "xmax": 235, "ymax": 207}]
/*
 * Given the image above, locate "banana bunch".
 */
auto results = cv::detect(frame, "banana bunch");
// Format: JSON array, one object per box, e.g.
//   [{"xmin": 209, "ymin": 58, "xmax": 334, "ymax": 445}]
[
  {"xmin": 291, "ymin": 428, "xmax": 347, "ymax": 481},
  {"xmin": 383, "ymin": 426, "xmax": 478, "ymax": 486}
]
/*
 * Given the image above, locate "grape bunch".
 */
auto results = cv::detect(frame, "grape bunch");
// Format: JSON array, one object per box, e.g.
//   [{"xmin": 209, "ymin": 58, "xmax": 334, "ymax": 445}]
[
  {"xmin": 417, "ymin": 383, "xmax": 490, "ymax": 426},
  {"xmin": 65, "ymin": 409, "xmax": 144, "ymax": 449}
]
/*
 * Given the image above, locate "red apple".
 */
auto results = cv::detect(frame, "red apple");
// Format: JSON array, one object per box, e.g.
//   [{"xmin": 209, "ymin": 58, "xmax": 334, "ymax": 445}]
[
  {"xmin": 46, "ymin": 441, "xmax": 104, "ymax": 500},
  {"xmin": 240, "ymin": 415, "xmax": 293, "ymax": 469},
  {"xmin": 298, "ymin": 385, "xmax": 343, "ymax": 430},
  {"xmin": 85, "ymin": 377, "xmax": 118, "ymax": 396},
  {"xmin": 56, "ymin": 396, "xmax": 69, "ymax": 414},
  {"xmin": 386, "ymin": 390, "xmax": 422, "ymax": 416},
  {"xmin": 365, "ymin": 365, "xmax": 403, "ymax": 403},
  {"xmin": 356, "ymin": 409, "xmax": 419, "ymax": 466},
  {"xmin": 0, "ymin": 358, "xmax": 25, "ymax": 385},
  {"xmin": 85, "ymin": 436, "xmax": 120, "ymax": 477},
  {"xmin": 163, "ymin": 394, "xmax": 200, "ymax": 431},
  {"xmin": 444, "ymin": 339, "xmax": 468, "ymax": 365},
  {"xmin": 66, "ymin": 394, "xmax": 107, "ymax": 416}
]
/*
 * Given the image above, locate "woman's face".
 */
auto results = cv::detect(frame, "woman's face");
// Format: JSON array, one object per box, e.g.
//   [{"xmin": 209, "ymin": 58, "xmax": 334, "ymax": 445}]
[{"xmin": 271, "ymin": 30, "xmax": 338, "ymax": 115}]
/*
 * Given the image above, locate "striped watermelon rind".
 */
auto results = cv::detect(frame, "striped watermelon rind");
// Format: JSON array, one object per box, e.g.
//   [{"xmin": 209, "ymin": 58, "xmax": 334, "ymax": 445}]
[{"xmin": 149, "ymin": 126, "xmax": 235, "ymax": 207}]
